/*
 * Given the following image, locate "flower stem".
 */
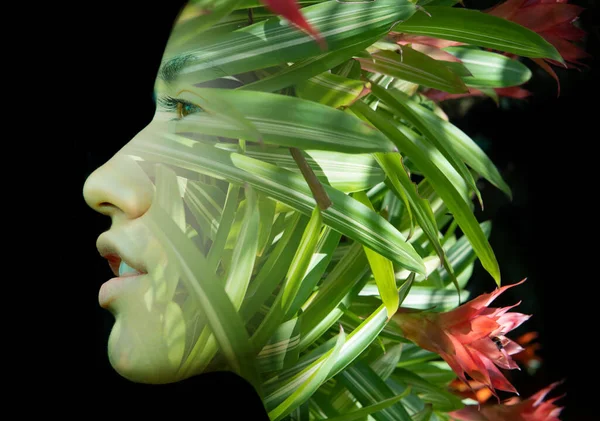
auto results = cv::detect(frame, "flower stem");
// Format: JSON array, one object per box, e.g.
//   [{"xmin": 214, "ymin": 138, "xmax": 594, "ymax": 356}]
[{"xmin": 289, "ymin": 147, "xmax": 332, "ymax": 210}]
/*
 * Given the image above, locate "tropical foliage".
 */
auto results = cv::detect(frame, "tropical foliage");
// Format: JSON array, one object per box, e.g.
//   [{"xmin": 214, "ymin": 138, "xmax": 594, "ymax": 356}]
[{"xmin": 130, "ymin": 0, "xmax": 583, "ymax": 419}]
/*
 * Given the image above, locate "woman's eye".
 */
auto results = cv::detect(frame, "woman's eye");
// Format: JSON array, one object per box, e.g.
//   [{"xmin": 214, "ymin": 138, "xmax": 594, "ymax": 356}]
[{"xmin": 176, "ymin": 101, "xmax": 202, "ymax": 119}]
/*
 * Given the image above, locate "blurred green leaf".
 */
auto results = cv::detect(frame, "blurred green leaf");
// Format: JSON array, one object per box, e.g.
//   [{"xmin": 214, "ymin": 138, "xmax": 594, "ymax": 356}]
[
  {"xmin": 392, "ymin": 369, "xmax": 464, "ymax": 412},
  {"xmin": 393, "ymin": 6, "xmax": 563, "ymax": 61},
  {"xmin": 444, "ymin": 46, "xmax": 532, "ymax": 88}
]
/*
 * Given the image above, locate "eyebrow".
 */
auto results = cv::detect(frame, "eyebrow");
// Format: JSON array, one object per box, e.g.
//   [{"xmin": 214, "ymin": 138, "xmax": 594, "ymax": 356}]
[{"xmin": 158, "ymin": 54, "xmax": 195, "ymax": 83}]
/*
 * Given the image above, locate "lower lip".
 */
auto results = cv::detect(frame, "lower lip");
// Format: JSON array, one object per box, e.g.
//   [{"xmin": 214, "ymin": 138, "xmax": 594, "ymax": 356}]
[{"xmin": 99, "ymin": 274, "xmax": 147, "ymax": 308}]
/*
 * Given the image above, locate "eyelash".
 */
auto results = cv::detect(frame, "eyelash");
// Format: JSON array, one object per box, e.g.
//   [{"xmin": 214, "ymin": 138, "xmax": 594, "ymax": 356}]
[{"xmin": 158, "ymin": 96, "xmax": 202, "ymax": 119}]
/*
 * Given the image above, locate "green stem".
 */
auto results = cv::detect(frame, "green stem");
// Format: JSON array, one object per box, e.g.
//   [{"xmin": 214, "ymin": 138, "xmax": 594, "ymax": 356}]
[{"xmin": 289, "ymin": 147, "xmax": 333, "ymax": 210}]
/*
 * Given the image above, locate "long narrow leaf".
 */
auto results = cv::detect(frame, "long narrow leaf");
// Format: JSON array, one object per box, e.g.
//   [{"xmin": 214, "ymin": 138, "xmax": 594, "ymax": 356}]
[
  {"xmin": 353, "ymin": 191, "xmax": 398, "ymax": 319},
  {"xmin": 129, "ymin": 133, "xmax": 426, "ymax": 274},
  {"xmin": 387, "ymin": 89, "xmax": 511, "ymax": 198},
  {"xmin": 444, "ymin": 46, "xmax": 532, "ymax": 88},
  {"xmin": 159, "ymin": 0, "xmax": 417, "ymax": 87},
  {"xmin": 371, "ymin": 84, "xmax": 482, "ymax": 208},
  {"xmin": 350, "ymin": 102, "xmax": 500, "ymax": 285},
  {"xmin": 356, "ymin": 48, "xmax": 467, "ymax": 94},
  {"xmin": 393, "ymin": 6, "xmax": 563, "ymax": 61},
  {"xmin": 224, "ymin": 185, "xmax": 260, "ymax": 309},
  {"xmin": 251, "ymin": 206, "xmax": 323, "ymax": 351},
  {"xmin": 143, "ymin": 205, "xmax": 261, "ymax": 392}
]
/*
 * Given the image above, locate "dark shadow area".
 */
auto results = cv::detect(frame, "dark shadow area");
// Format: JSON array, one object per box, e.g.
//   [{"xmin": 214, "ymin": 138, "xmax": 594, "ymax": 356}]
[{"xmin": 455, "ymin": 1, "xmax": 598, "ymax": 419}]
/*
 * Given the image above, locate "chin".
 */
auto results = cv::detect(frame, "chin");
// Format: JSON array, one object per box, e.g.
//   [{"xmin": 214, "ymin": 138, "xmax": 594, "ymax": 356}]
[{"xmin": 107, "ymin": 308, "xmax": 187, "ymax": 384}]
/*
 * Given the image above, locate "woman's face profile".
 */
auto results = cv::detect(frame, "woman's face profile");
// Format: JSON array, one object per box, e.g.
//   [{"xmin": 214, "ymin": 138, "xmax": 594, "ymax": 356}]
[{"xmin": 83, "ymin": 4, "xmax": 247, "ymax": 384}]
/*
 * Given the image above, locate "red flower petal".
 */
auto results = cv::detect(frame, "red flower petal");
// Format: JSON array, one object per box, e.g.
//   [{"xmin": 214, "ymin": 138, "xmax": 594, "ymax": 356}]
[
  {"xmin": 470, "ymin": 337, "xmax": 519, "ymax": 370},
  {"xmin": 511, "ymin": 4, "xmax": 584, "ymax": 33},
  {"xmin": 481, "ymin": 356, "xmax": 519, "ymax": 394},
  {"xmin": 390, "ymin": 33, "xmax": 465, "ymax": 49},
  {"xmin": 540, "ymin": 32, "xmax": 591, "ymax": 63},
  {"xmin": 486, "ymin": 0, "xmax": 527, "ymax": 19},
  {"xmin": 399, "ymin": 42, "xmax": 464, "ymax": 62},
  {"xmin": 494, "ymin": 86, "xmax": 532, "ymax": 99},
  {"xmin": 440, "ymin": 280, "xmax": 526, "ymax": 329},
  {"xmin": 261, "ymin": 0, "xmax": 326, "ymax": 50},
  {"xmin": 495, "ymin": 312, "xmax": 531, "ymax": 334},
  {"xmin": 546, "ymin": 20, "xmax": 587, "ymax": 41},
  {"xmin": 503, "ymin": 338, "xmax": 526, "ymax": 355}
]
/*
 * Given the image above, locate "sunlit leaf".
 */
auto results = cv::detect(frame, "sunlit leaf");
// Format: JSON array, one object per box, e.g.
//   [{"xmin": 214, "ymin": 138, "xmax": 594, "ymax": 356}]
[{"xmin": 356, "ymin": 48, "xmax": 468, "ymax": 93}]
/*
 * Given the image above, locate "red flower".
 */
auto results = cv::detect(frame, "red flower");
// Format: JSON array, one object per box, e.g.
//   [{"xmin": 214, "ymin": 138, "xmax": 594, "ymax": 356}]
[
  {"xmin": 423, "ymin": 86, "xmax": 531, "ymax": 102},
  {"xmin": 449, "ymin": 381, "xmax": 565, "ymax": 421},
  {"xmin": 393, "ymin": 280, "xmax": 529, "ymax": 397},
  {"xmin": 487, "ymin": 0, "xmax": 588, "ymax": 68},
  {"xmin": 449, "ymin": 378, "xmax": 494, "ymax": 404},
  {"xmin": 260, "ymin": 0, "xmax": 326, "ymax": 50}
]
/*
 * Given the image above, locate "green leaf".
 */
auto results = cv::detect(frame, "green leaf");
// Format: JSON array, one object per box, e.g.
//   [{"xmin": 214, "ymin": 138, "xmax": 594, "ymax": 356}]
[
  {"xmin": 371, "ymin": 84, "xmax": 482, "ymax": 209},
  {"xmin": 443, "ymin": 46, "xmax": 532, "ymax": 88},
  {"xmin": 143, "ymin": 205, "xmax": 261, "ymax": 393},
  {"xmin": 159, "ymin": 0, "xmax": 417, "ymax": 88},
  {"xmin": 374, "ymin": 153, "xmax": 459, "ymax": 294},
  {"xmin": 250, "ymin": 206, "xmax": 324, "ymax": 350},
  {"xmin": 171, "ymin": 87, "xmax": 397, "ymax": 153},
  {"xmin": 241, "ymin": 34, "xmax": 381, "ymax": 93},
  {"xmin": 371, "ymin": 344, "xmax": 404, "ymax": 381},
  {"xmin": 338, "ymin": 360, "xmax": 412, "ymax": 421},
  {"xmin": 299, "ymin": 242, "xmax": 370, "ymax": 350},
  {"xmin": 206, "ymin": 184, "xmax": 240, "ymax": 272},
  {"xmin": 411, "ymin": 404, "xmax": 433, "ymax": 421},
  {"xmin": 256, "ymin": 193, "xmax": 277, "ymax": 256},
  {"xmin": 267, "ymin": 326, "xmax": 346, "ymax": 421},
  {"xmin": 351, "ymin": 102, "xmax": 500, "ymax": 285},
  {"xmin": 317, "ymin": 393, "xmax": 412, "ymax": 421},
  {"xmin": 393, "ymin": 6, "xmax": 563, "ymax": 61},
  {"xmin": 154, "ymin": 165, "xmax": 187, "ymax": 303},
  {"xmin": 408, "ymin": 362, "xmax": 458, "ymax": 385},
  {"xmin": 145, "ymin": 134, "xmax": 424, "ymax": 274},
  {"xmin": 265, "ymin": 303, "xmax": 389, "ymax": 408},
  {"xmin": 401, "ymin": 286, "xmax": 470, "ymax": 311},
  {"xmin": 166, "ymin": 0, "xmax": 246, "ymax": 51},
  {"xmin": 296, "ymin": 71, "xmax": 371, "ymax": 109},
  {"xmin": 184, "ymin": 179, "xmax": 225, "ymax": 242},
  {"xmin": 224, "ymin": 184, "xmax": 260, "ymax": 310},
  {"xmin": 288, "ymin": 226, "xmax": 343, "ymax": 317},
  {"xmin": 396, "ymin": 343, "xmax": 439, "ymax": 368},
  {"xmin": 386, "ymin": 92, "xmax": 511, "ymax": 199},
  {"xmin": 243, "ymin": 212, "xmax": 308, "ymax": 320},
  {"xmin": 257, "ymin": 317, "xmax": 302, "ymax": 373},
  {"xmin": 356, "ymin": 48, "xmax": 468, "ymax": 94},
  {"xmin": 211, "ymin": 143, "xmax": 386, "ymax": 193},
  {"xmin": 392, "ymin": 369, "xmax": 464, "ymax": 412},
  {"xmin": 353, "ymin": 191, "xmax": 399, "ymax": 319}
]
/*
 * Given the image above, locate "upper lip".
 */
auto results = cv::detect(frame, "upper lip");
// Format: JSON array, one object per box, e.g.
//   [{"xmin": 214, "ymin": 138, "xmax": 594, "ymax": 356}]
[{"xmin": 96, "ymin": 235, "xmax": 147, "ymax": 277}]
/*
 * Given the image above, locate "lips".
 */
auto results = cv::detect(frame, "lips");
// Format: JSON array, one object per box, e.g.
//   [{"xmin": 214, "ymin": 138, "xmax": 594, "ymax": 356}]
[
  {"xmin": 97, "ymin": 241, "xmax": 148, "ymax": 308},
  {"xmin": 100, "ymin": 252, "xmax": 147, "ymax": 278}
]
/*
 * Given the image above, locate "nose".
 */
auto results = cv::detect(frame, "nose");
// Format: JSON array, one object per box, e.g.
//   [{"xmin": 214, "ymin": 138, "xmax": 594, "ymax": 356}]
[{"xmin": 83, "ymin": 151, "xmax": 154, "ymax": 220}]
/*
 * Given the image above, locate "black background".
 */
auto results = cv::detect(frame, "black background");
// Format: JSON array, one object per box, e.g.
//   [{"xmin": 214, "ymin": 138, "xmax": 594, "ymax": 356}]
[{"xmin": 75, "ymin": 1, "xmax": 598, "ymax": 419}]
